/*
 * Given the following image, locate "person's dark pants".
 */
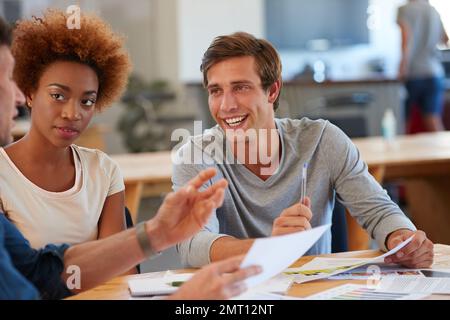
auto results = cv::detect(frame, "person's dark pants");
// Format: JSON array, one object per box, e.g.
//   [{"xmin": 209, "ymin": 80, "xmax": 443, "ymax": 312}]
[{"xmin": 405, "ymin": 77, "xmax": 445, "ymax": 119}]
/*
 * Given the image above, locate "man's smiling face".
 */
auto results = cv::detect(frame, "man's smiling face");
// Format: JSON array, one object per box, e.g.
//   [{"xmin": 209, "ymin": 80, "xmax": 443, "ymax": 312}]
[{"xmin": 206, "ymin": 56, "xmax": 279, "ymax": 136}]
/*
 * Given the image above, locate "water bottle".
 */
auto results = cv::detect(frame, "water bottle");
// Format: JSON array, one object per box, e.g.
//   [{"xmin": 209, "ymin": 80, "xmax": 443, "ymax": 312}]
[{"xmin": 381, "ymin": 108, "xmax": 396, "ymax": 141}]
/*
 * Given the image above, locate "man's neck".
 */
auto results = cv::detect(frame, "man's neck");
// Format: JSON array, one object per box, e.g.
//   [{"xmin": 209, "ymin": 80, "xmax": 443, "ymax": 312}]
[{"xmin": 231, "ymin": 126, "xmax": 281, "ymax": 180}]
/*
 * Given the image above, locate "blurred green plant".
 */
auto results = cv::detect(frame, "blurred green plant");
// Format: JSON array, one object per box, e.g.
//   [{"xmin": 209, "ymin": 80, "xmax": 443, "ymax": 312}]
[{"xmin": 118, "ymin": 75, "xmax": 175, "ymax": 152}]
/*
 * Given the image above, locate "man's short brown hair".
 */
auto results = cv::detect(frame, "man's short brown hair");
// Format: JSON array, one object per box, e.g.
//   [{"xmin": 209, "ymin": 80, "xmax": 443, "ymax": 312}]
[{"xmin": 200, "ymin": 32, "xmax": 282, "ymax": 110}]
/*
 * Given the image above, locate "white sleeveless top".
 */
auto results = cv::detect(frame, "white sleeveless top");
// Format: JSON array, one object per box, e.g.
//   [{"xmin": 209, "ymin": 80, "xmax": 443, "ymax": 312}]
[{"xmin": 0, "ymin": 145, "xmax": 124, "ymax": 248}]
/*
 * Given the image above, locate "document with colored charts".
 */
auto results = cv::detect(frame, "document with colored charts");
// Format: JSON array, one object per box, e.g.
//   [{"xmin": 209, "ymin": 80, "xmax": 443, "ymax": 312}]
[
  {"xmin": 325, "ymin": 263, "xmax": 424, "ymax": 280},
  {"xmin": 377, "ymin": 277, "xmax": 450, "ymax": 294},
  {"xmin": 284, "ymin": 235, "xmax": 414, "ymax": 284},
  {"xmin": 306, "ymin": 284, "xmax": 429, "ymax": 300}
]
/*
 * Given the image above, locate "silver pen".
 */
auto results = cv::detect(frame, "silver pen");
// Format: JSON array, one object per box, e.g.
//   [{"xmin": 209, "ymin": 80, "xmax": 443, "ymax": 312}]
[{"xmin": 300, "ymin": 162, "xmax": 308, "ymax": 204}]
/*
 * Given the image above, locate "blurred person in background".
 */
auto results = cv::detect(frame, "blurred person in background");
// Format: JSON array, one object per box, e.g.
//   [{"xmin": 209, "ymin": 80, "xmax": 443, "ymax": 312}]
[{"xmin": 397, "ymin": 0, "xmax": 449, "ymax": 132}]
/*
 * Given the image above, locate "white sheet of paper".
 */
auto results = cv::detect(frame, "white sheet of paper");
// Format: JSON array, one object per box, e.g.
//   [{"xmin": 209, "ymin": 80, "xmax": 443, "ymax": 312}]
[
  {"xmin": 372, "ymin": 235, "xmax": 415, "ymax": 262},
  {"xmin": 306, "ymin": 284, "xmax": 429, "ymax": 300},
  {"xmin": 289, "ymin": 261, "xmax": 424, "ymax": 280},
  {"xmin": 232, "ymin": 291, "xmax": 304, "ymax": 300},
  {"xmin": 240, "ymin": 224, "xmax": 330, "ymax": 288},
  {"xmin": 241, "ymin": 273, "xmax": 293, "ymax": 295},
  {"xmin": 377, "ymin": 277, "xmax": 450, "ymax": 294},
  {"xmin": 288, "ymin": 257, "xmax": 374, "ymax": 271},
  {"xmin": 432, "ymin": 244, "xmax": 450, "ymax": 271},
  {"xmin": 128, "ymin": 273, "xmax": 193, "ymax": 297},
  {"xmin": 286, "ymin": 235, "xmax": 414, "ymax": 284},
  {"xmin": 327, "ymin": 263, "xmax": 424, "ymax": 280}
]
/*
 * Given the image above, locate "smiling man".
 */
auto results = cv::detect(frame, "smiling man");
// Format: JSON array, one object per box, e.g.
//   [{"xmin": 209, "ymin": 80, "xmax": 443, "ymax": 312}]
[{"xmin": 173, "ymin": 32, "xmax": 434, "ymax": 269}]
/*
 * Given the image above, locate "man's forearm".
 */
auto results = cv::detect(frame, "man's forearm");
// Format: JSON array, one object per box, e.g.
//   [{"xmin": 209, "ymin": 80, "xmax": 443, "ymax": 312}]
[
  {"xmin": 62, "ymin": 227, "xmax": 145, "ymax": 294},
  {"xmin": 209, "ymin": 236, "xmax": 254, "ymax": 262}
]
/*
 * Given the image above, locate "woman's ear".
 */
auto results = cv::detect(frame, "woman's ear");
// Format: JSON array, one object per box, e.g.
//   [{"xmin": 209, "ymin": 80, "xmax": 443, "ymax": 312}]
[{"xmin": 26, "ymin": 94, "xmax": 33, "ymax": 108}]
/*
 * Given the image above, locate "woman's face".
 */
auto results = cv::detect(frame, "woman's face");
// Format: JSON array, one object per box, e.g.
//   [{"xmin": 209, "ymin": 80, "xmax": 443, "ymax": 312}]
[{"xmin": 28, "ymin": 60, "xmax": 99, "ymax": 148}]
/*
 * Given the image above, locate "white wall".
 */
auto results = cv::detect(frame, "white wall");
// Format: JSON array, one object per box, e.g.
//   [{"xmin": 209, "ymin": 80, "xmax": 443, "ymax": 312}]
[{"xmin": 178, "ymin": 0, "xmax": 264, "ymax": 82}]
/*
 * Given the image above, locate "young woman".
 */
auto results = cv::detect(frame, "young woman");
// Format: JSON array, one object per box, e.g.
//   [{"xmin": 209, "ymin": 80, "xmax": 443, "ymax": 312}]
[{"xmin": 0, "ymin": 9, "xmax": 131, "ymax": 249}]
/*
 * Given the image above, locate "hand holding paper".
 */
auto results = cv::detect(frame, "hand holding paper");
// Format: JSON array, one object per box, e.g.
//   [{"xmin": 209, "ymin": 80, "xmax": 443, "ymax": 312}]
[{"xmin": 385, "ymin": 229, "xmax": 434, "ymax": 268}]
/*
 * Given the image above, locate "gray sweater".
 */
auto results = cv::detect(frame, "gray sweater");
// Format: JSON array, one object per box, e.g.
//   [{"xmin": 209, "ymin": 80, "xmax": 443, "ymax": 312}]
[{"xmin": 173, "ymin": 118, "xmax": 416, "ymax": 267}]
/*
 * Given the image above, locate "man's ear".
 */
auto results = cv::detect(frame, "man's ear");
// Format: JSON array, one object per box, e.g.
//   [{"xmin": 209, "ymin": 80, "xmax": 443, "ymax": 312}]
[{"xmin": 267, "ymin": 79, "xmax": 281, "ymax": 104}]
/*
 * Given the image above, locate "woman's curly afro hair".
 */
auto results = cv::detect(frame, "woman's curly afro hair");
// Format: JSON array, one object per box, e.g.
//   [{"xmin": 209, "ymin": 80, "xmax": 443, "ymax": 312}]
[{"xmin": 12, "ymin": 9, "xmax": 131, "ymax": 110}]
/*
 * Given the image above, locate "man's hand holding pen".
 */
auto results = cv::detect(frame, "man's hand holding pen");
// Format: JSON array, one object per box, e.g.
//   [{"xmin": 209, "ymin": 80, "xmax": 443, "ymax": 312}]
[{"xmin": 272, "ymin": 197, "xmax": 312, "ymax": 236}]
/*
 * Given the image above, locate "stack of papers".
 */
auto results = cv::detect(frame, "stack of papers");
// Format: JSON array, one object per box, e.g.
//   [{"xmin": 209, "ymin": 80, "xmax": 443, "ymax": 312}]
[
  {"xmin": 285, "ymin": 236, "xmax": 414, "ymax": 284},
  {"xmin": 289, "ymin": 242, "xmax": 450, "ymax": 299},
  {"xmin": 327, "ymin": 265, "xmax": 423, "ymax": 280},
  {"xmin": 307, "ymin": 276, "xmax": 450, "ymax": 300},
  {"xmin": 306, "ymin": 284, "xmax": 429, "ymax": 300},
  {"xmin": 377, "ymin": 277, "xmax": 450, "ymax": 294}
]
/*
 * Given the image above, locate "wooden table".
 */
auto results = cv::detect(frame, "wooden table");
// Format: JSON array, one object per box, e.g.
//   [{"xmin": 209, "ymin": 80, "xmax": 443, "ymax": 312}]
[
  {"xmin": 111, "ymin": 152, "xmax": 172, "ymax": 222},
  {"xmin": 353, "ymin": 132, "xmax": 450, "ymax": 246},
  {"xmin": 69, "ymin": 245, "xmax": 450, "ymax": 300}
]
